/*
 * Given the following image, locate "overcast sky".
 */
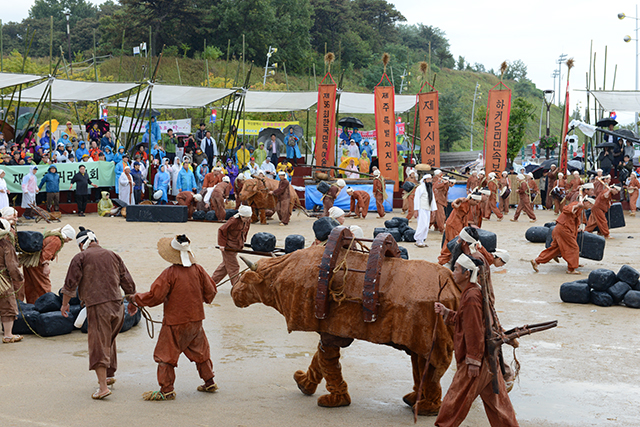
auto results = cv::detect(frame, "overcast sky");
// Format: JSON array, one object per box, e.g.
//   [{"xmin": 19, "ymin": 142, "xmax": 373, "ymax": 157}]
[{"xmin": 4, "ymin": 0, "xmax": 640, "ymax": 125}]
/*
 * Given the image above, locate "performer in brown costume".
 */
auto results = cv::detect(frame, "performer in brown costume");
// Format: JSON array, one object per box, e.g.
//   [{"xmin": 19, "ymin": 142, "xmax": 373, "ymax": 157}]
[
  {"xmin": 431, "ymin": 170, "xmax": 448, "ymax": 231},
  {"xmin": 532, "ymin": 197, "xmax": 593, "ymax": 274},
  {"xmin": 61, "ymin": 226, "xmax": 137, "ymax": 400},
  {"xmin": 211, "ymin": 205, "xmax": 252, "ymax": 287},
  {"xmin": 628, "ymin": 172, "xmax": 640, "ymax": 216},
  {"xmin": 0, "ymin": 219, "xmax": 25, "ymax": 344},
  {"xmin": 511, "ymin": 174, "xmax": 536, "ymax": 222},
  {"xmin": 567, "ymin": 171, "xmax": 583, "ymax": 202},
  {"xmin": 466, "ymin": 170, "xmax": 479, "ymax": 194},
  {"xmin": 546, "ymin": 165, "xmax": 558, "ymax": 209},
  {"xmin": 434, "ymin": 254, "xmax": 519, "ymax": 427},
  {"xmin": 484, "ymin": 172, "xmax": 503, "ymax": 221},
  {"xmin": 527, "ymin": 172, "xmax": 539, "ymax": 208},
  {"xmin": 372, "ymin": 170, "xmax": 386, "ymax": 217},
  {"xmin": 346, "ymin": 187, "xmax": 370, "ymax": 219},
  {"xmin": 322, "ymin": 179, "xmax": 345, "ymax": 217},
  {"xmin": 176, "ymin": 191, "xmax": 202, "ymax": 219},
  {"xmin": 553, "ymin": 172, "xmax": 567, "ymax": 214},
  {"xmin": 438, "ymin": 193, "xmax": 481, "ymax": 266},
  {"xmin": 234, "ymin": 174, "xmax": 246, "ymax": 206},
  {"xmin": 403, "ymin": 170, "xmax": 419, "ymax": 220},
  {"xmin": 209, "ymin": 177, "xmax": 231, "ymax": 221},
  {"xmin": 270, "ymin": 170, "xmax": 291, "ymax": 225},
  {"xmin": 22, "ymin": 224, "xmax": 75, "ymax": 304},
  {"xmin": 585, "ymin": 185, "xmax": 619, "ymax": 239},
  {"xmin": 498, "ymin": 171, "xmax": 511, "ymax": 215},
  {"xmin": 131, "ymin": 234, "xmax": 218, "ymax": 401}
]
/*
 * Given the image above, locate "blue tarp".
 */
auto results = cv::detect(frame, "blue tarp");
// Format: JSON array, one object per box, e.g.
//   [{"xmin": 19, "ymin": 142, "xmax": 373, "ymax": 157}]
[{"xmin": 305, "ymin": 184, "xmax": 393, "ymax": 212}]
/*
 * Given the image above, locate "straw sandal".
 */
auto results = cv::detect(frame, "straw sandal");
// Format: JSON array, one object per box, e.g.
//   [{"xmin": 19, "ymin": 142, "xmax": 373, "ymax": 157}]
[
  {"xmin": 106, "ymin": 377, "xmax": 116, "ymax": 386},
  {"xmin": 3, "ymin": 335, "xmax": 23, "ymax": 343},
  {"xmin": 142, "ymin": 390, "xmax": 176, "ymax": 401},
  {"xmin": 197, "ymin": 382, "xmax": 219, "ymax": 393},
  {"xmin": 91, "ymin": 389, "xmax": 112, "ymax": 400}
]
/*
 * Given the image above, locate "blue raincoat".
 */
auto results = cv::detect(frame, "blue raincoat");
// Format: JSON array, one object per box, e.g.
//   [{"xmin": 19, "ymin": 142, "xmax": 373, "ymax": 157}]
[
  {"xmin": 104, "ymin": 146, "xmax": 114, "ymax": 162},
  {"xmin": 153, "ymin": 165, "xmax": 171, "ymax": 203},
  {"xmin": 195, "ymin": 162, "xmax": 209, "ymax": 192},
  {"xmin": 75, "ymin": 141, "xmax": 89, "ymax": 160}
]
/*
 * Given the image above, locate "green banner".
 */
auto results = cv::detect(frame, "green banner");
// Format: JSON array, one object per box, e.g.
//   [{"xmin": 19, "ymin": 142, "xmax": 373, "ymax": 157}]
[{"xmin": 3, "ymin": 162, "xmax": 116, "ymax": 193}]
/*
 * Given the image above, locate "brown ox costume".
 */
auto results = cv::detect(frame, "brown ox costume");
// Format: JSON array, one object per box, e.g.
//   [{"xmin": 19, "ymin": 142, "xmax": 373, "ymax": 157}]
[
  {"xmin": 61, "ymin": 227, "xmax": 136, "ymax": 399},
  {"xmin": 176, "ymin": 191, "xmax": 202, "ymax": 219},
  {"xmin": 373, "ymin": 171, "xmax": 386, "ymax": 217},
  {"xmin": 322, "ymin": 181, "xmax": 344, "ymax": 217},
  {"xmin": 434, "ymin": 254, "xmax": 519, "ymax": 427},
  {"xmin": 532, "ymin": 199, "xmax": 588, "ymax": 274},
  {"xmin": 511, "ymin": 175, "xmax": 536, "ymax": 222},
  {"xmin": 0, "ymin": 219, "xmax": 25, "ymax": 343},
  {"xmin": 231, "ymin": 244, "xmax": 460, "ymax": 415},
  {"xmin": 211, "ymin": 206, "xmax": 252, "ymax": 287},
  {"xmin": 131, "ymin": 235, "xmax": 218, "ymax": 400},
  {"xmin": 347, "ymin": 188, "xmax": 370, "ymax": 219},
  {"xmin": 271, "ymin": 172, "xmax": 291, "ymax": 225},
  {"xmin": 22, "ymin": 225, "xmax": 75, "ymax": 304}
]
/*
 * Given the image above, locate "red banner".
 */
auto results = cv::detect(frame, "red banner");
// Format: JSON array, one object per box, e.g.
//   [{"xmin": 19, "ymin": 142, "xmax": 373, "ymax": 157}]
[
  {"xmin": 374, "ymin": 85, "xmax": 399, "ymax": 190},
  {"xmin": 315, "ymin": 83, "xmax": 337, "ymax": 168},
  {"xmin": 483, "ymin": 86, "xmax": 511, "ymax": 174},
  {"xmin": 418, "ymin": 91, "xmax": 440, "ymax": 167}
]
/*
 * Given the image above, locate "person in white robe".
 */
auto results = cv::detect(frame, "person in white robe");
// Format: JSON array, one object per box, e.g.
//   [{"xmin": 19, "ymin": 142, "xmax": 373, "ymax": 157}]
[
  {"xmin": 0, "ymin": 170, "xmax": 10, "ymax": 210},
  {"xmin": 118, "ymin": 166, "xmax": 135, "ymax": 205},
  {"xmin": 413, "ymin": 174, "xmax": 437, "ymax": 248}
]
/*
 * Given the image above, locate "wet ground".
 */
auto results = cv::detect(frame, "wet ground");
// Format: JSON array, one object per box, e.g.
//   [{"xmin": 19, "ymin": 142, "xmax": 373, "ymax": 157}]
[{"xmin": 1, "ymin": 206, "xmax": 639, "ymax": 426}]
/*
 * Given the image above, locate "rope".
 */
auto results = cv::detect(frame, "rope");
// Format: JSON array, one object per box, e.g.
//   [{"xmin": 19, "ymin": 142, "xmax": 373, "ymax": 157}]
[
  {"xmin": 17, "ymin": 299, "xmax": 45, "ymax": 339},
  {"xmin": 328, "ymin": 237, "xmax": 362, "ymax": 305},
  {"xmin": 124, "ymin": 295, "xmax": 162, "ymax": 339}
]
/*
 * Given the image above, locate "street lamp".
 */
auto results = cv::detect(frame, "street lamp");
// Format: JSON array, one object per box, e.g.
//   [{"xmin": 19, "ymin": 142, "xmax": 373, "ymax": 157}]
[
  {"xmin": 399, "ymin": 69, "xmax": 410, "ymax": 94},
  {"xmin": 469, "ymin": 82, "xmax": 482, "ymax": 151},
  {"xmin": 556, "ymin": 53, "xmax": 567, "ymax": 107},
  {"xmin": 263, "ymin": 46, "xmax": 278, "ymax": 85},
  {"xmin": 619, "ymin": 7, "xmax": 639, "ymax": 136},
  {"xmin": 543, "ymin": 89, "xmax": 554, "ymax": 159},
  {"xmin": 64, "ymin": 11, "xmax": 72, "ymax": 74}
]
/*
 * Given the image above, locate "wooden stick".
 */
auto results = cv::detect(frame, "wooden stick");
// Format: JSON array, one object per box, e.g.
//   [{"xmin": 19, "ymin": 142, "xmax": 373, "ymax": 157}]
[{"xmin": 311, "ymin": 165, "xmax": 376, "ymax": 179}]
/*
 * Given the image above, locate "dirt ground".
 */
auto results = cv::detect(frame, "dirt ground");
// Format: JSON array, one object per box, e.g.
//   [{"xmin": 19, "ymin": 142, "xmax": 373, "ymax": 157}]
[{"xmin": 1, "ymin": 206, "xmax": 639, "ymax": 427}]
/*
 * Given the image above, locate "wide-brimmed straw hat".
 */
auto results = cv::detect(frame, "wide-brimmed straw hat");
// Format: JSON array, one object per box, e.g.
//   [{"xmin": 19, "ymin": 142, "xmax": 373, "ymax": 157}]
[{"xmin": 157, "ymin": 235, "xmax": 196, "ymax": 266}]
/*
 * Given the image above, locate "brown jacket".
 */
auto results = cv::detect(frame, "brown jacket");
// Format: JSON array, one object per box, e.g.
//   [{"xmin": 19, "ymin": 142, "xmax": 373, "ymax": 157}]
[{"xmin": 217, "ymin": 216, "xmax": 250, "ymax": 251}]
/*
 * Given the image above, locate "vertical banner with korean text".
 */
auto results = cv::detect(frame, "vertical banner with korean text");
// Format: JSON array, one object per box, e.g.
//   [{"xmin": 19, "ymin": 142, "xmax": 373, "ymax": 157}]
[
  {"xmin": 375, "ymin": 86, "xmax": 399, "ymax": 190},
  {"xmin": 315, "ymin": 83, "xmax": 337, "ymax": 168},
  {"xmin": 418, "ymin": 91, "xmax": 440, "ymax": 167},
  {"xmin": 483, "ymin": 86, "xmax": 511, "ymax": 174}
]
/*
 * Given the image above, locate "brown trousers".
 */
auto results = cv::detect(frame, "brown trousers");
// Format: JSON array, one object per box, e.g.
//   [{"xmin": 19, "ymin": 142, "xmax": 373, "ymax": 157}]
[
  {"xmin": 485, "ymin": 196, "xmax": 503, "ymax": 219},
  {"xmin": 211, "ymin": 250, "xmax": 241, "ymax": 286},
  {"xmin": 375, "ymin": 194, "xmax": 385, "ymax": 217},
  {"xmin": 87, "ymin": 301, "xmax": 124, "ymax": 377},
  {"xmin": 513, "ymin": 196, "xmax": 536, "ymax": 220},
  {"xmin": 322, "ymin": 197, "xmax": 334, "ymax": 217},
  {"xmin": 356, "ymin": 194, "xmax": 370, "ymax": 219},
  {"xmin": 154, "ymin": 320, "xmax": 214, "ymax": 393},
  {"xmin": 535, "ymin": 224, "xmax": 579, "ymax": 271},
  {"xmin": 405, "ymin": 194, "xmax": 415, "ymax": 220},
  {"xmin": 0, "ymin": 287, "xmax": 18, "ymax": 323},
  {"xmin": 431, "ymin": 203, "xmax": 446, "ymax": 231},
  {"xmin": 499, "ymin": 194, "xmax": 509, "ymax": 214},
  {"xmin": 46, "ymin": 192, "xmax": 60, "ymax": 211},
  {"xmin": 211, "ymin": 194, "xmax": 226, "ymax": 221},
  {"xmin": 23, "ymin": 265, "xmax": 51, "ymax": 304},
  {"xmin": 585, "ymin": 208, "xmax": 609, "ymax": 237},
  {"xmin": 276, "ymin": 198, "xmax": 291, "ymax": 225},
  {"xmin": 435, "ymin": 361, "xmax": 518, "ymax": 427}
]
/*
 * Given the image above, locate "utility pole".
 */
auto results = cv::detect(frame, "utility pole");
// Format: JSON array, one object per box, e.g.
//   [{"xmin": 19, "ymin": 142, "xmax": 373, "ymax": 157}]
[
  {"xmin": 64, "ymin": 11, "xmax": 72, "ymax": 74},
  {"xmin": 470, "ymin": 82, "xmax": 481, "ymax": 151}
]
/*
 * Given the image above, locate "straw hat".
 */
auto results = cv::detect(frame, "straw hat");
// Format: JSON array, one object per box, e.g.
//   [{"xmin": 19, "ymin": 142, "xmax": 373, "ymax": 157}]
[{"xmin": 157, "ymin": 235, "xmax": 196, "ymax": 267}]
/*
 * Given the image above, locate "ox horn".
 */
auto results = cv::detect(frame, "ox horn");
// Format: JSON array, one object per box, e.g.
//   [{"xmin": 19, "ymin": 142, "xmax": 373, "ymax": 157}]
[{"xmin": 240, "ymin": 256, "xmax": 257, "ymax": 271}]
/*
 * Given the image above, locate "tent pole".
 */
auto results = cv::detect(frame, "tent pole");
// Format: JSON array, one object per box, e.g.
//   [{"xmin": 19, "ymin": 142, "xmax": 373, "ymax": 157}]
[
  {"xmin": 305, "ymin": 108, "xmax": 310, "ymax": 164},
  {"xmin": 224, "ymin": 39, "xmax": 230, "ymax": 87},
  {"xmin": 93, "ymin": 28, "xmax": 98, "ymax": 82},
  {"xmin": 118, "ymin": 29, "xmax": 126, "ymax": 82},
  {"xmin": 334, "ymin": 71, "xmax": 345, "ymax": 167}
]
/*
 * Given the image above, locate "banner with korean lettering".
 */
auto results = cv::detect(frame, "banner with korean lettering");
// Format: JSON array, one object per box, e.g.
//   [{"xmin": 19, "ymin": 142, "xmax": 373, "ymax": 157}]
[
  {"xmin": 418, "ymin": 91, "xmax": 440, "ymax": 167},
  {"xmin": 315, "ymin": 83, "xmax": 337, "ymax": 168},
  {"xmin": 3, "ymin": 162, "xmax": 115, "ymax": 194},
  {"xmin": 374, "ymin": 85, "xmax": 399, "ymax": 190},
  {"xmin": 483, "ymin": 86, "xmax": 511, "ymax": 174}
]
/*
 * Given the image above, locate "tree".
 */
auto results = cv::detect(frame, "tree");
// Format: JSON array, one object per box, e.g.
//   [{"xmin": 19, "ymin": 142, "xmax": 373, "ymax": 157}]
[
  {"xmin": 507, "ymin": 97, "xmax": 536, "ymax": 163},
  {"xmin": 349, "ymin": 0, "xmax": 405, "ymax": 52},
  {"xmin": 270, "ymin": 0, "xmax": 314, "ymax": 72},
  {"xmin": 504, "ymin": 59, "xmax": 528, "ymax": 81},
  {"xmin": 456, "ymin": 55, "xmax": 465, "ymax": 71},
  {"xmin": 439, "ymin": 91, "xmax": 470, "ymax": 152}
]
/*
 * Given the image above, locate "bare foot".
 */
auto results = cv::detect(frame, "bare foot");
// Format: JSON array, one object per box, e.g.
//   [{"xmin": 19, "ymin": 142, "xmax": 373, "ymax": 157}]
[{"xmin": 530, "ymin": 259, "xmax": 539, "ymax": 272}]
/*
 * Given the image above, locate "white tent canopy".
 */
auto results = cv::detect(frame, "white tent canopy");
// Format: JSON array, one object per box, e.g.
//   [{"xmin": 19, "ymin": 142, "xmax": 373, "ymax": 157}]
[
  {"xmin": 589, "ymin": 90, "xmax": 640, "ymax": 112},
  {"xmin": 17, "ymin": 79, "xmax": 140, "ymax": 103},
  {"xmin": 113, "ymin": 84, "xmax": 236, "ymax": 109},
  {"xmin": 338, "ymin": 91, "xmax": 416, "ymax": 115},
  {"xmin": 0, "ymin": 72, "xmax": 45, "ymax": 90},
  {"xmin": 228, "ymin": 90, "xmax": 318, "ymax": 112}
]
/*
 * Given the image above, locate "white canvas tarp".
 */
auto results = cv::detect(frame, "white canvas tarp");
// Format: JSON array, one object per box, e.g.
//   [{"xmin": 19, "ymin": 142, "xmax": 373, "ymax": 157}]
[
  {"xmin": 589, "ymin": 90, "xmax": 640, "ymax": 112},
  {"xmin": 228, "ymin": 90, "xmax": 318, "ymax": 112},
  {"xmin": 338, "ymin": 92, "xmax": 417, "ymax": 114},
  {"xmin": 113, "ymin": 84, "xmax": 236, "ymax": 109},
  {"xmin": 0, "ymin": 72, "xmax": 45, "ymax": 90},
  {"xmin": 18, "ymin": 79, "xmax": 139, "ymax": 103}
]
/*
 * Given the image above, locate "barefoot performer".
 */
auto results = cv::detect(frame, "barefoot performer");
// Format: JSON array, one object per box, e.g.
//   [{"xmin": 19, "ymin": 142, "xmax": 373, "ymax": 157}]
[{"xmin": 130, "ymin": 234, "xmax": 218, "ymax": 401}]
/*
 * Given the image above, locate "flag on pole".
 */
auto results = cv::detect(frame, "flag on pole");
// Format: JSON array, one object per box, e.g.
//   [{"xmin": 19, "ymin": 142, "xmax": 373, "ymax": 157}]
[{"xmin": 210, "ymin": 109, "xmax": 217, "ymax": 123}]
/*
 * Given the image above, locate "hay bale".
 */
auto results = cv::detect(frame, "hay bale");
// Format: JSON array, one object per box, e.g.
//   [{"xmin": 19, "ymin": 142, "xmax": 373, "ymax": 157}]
[
  {"xmin": 559, "ymin": 281, "xmax": 591, "ymax": 304},
  {"xmin": 608, "ymin": 281, "xmax": 631, "ymax": 305},
  {"xmin": 623, "ymin": 290, "xmax": 640, "ymax": 308},
  {"xmin": 284, "ymin": 235, "xmax": 305, "ymax": 254},
  {"xmin": 34, "ymin": 292, "xmax": 62, "ymax": 313},
  {"xmin": 525, "ymin": 227, "xmax": 550, "ymax": 243},
  {"xmin": 617, "ymin": 265, "xmax": 639, "ymax": 286},
  {"xmin": 313, "ymin": 217, "xmax": 340, "ymax": 242},
  {"xmin": 588, "ymin": 269, "xmax": 617, "ymax": 292},
  {"xmin": 35, "ymin": 311, "xmax": 75, "ymax": 337},
  {"xmin": 590, "ymin": 291, "xmax": 613, "ymax": 307},
  {"xmin": 251, "ymin": 232, "xmax": 277, "ymax": 252}
]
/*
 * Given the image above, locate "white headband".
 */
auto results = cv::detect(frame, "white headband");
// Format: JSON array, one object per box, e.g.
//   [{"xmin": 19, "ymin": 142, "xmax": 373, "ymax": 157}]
[
  {"xmin": 170, "ymin": 237, "xmax": 194, "ymax": 267},
  {"xmin": 583, "ymin": 196, "xmax": 596, "ymax": 204},
  {"xmin": 493, "ymin": 249, "xmax": 510, "ymax": 263},
  {"xmin": 459, "ymin": 228, "xmax": 482, "ymax": 253},
  {"xmin": 60, "ymin": 224, "xmax": 76, "ymax": 240},
  {"xmin": 456, "ymin": 255, "xmax": 479, "ymax": 283},
  {"xmin": 77, "ymin": 231, "xmax": 97, "ymax": 250},
  {"xmin": 468, "ymin": 193, "xmax": 482, "ymax": 201}
]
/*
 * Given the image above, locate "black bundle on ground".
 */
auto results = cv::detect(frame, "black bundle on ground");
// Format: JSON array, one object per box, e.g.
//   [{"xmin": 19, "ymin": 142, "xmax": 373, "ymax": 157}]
[
  {"xmin": 36, "ymin": 311, "xmax": 75, "ymax": 337},
  {"xmin": 617, "ymin": 265, "xmax": 639, "ymax": 286},
  {"xmin": 588, "ymin": 269, "xmax": 617, "ymax": 292},
  {"xmin": 544, "ymin": 222, "xmax": 556, "ymax": 228},
  {"xmin": 120, "ymin": 301, "xmax": 142, "ymax": 332},
  {"xmin": 447, "ymin": 229, "xmax": 498, "ymax": 253},
  {"xmin": 623, "ymin": 290, "xmax": 640, "ymax": 308},
  {"xmin": 384, "ymin": 219, "xmax": 399, "ymax": 229},
  {"xmin": 398, "ymin": 246, "xmax": 409, "ymax": 260},
  {"xmin": 385, "ymin": 228, "xmax": 403, "ymax": 242},
  {"xmin": 34, "ymin": 292, "xmax": 62, "ymax": 313},
  {"xmin": 590, "ymin": 291, "xmax": 613, "ymax": 307},
  {"xmin": 58, "ymin": 288, "xmax": 80, "ymax": 306},
  {"xmin": 284, "ymin": 235, "xmax": 305, "ymax": 254},
  {"xmin": 373, "ymin": 227, "xmax": 387, "ymax": 238},
  {"xmin": 559, "ymin": 281, "xmax": 591, "ymax": 304},
  {"xmin": 525, "ymin": 227, "xmax": 550, "ymax": 243},
  {"xmin": 12, "ymin": 310, "xmax": 40, "ymax": 335},
  {"xmin": 608, "ymin": 281, "xmax": 631, "ymax": 304},
  {"xmin": 205, "ymin": 211, "xmax": 218, "ymax": 221},
  {"xmin": 192, "ymin": 210, "xmax": 206, "ymax": 220},
  {"xmin": 225, "ymin": 209, "xmax": 238, "ymax": 220},
  {"xmin": 251, "ymin": 232, "xmax": 277, "ymax": 252},
  {"xmin": 403, "ymin": 228, "xmax": 416, "ymax": 242},
  {"xmin": 313, "ymin": 217, "xmax": 340, "ymax": 241}
]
